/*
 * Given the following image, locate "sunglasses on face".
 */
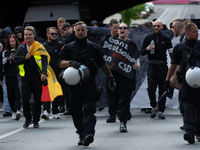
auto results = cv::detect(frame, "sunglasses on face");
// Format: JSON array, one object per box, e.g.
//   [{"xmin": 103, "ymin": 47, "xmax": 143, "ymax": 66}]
[
  {"xmin": 153, "ymin": 25, "xmax": 161, "ymax": 28},
  {"xmin": 49, "ymin": 33, "xmax": 57, "ymax": 36},
  {"xmin": 118, "ymin": 27, "xmax": 128, "ymax": 30}
]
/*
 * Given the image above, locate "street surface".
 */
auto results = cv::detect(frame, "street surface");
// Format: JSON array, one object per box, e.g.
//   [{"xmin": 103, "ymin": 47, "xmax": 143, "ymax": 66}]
[
  {"xmin": 1, "ymin": 4, "xmax": 200, "ymax": 150},
  {"xmin": 0, "ymin": 108, "xmax": 200, "ymax": 150}
]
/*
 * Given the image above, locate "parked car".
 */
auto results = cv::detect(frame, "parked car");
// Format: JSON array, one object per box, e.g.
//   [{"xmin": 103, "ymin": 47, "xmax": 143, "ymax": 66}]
[{"xmin": 190, "ymin": 0, "xmax": 200, "ymax": 4}]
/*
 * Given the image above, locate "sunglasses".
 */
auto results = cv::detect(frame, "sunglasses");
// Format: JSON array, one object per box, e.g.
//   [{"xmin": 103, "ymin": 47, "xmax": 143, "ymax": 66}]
[
  {"xmin": 49, "ymin": 33, "xmax": 57, "ymax": 36},
  {"xmin": 118, "ymin": 27, "xmax": 128, "ymax": 30},
  {"xmin": 153, "ymin": 25, "xmax": 161, "ymax": 28}
]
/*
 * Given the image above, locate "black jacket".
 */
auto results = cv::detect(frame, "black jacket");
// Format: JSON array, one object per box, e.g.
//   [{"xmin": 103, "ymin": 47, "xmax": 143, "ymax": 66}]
[
  {"xmin": 141, "ymin": 32, "xmax": 173, "ymax": 62},
  {"xmin": 13, "ymin": 42, "xmax": 47, "ymax": 78},
  {"xmin": 14, "ymin": 26, "xmax": 24, "ymax": 43},
  {"xmin": 2, "ymin": 50, "xmax": 18, "ymax": 77},
  {"xmin": 59, "ymin": 37, "xmax": 106, "ymax": 78},
  {"xmin": 43, "ymin": 40, "xmax": 64, "ymax": 76}
]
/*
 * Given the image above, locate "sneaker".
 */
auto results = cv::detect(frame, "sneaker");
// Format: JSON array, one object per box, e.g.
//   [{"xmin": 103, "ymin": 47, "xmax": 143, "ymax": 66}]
[
  {"xmin": 158, "ymin": 112, "xmax": 165, "ymax": 119},
  {"xmin": 119, "ymin": 122, "xmax": 128, "ymax": 133},
  {"xmin": 15, "ymin": 111, "xmax": 21, "ymax": 120},
  {"xmin": 41, "ymin": 110, "xmax": 49, "ymax": 120},
  {"xmin": 3, "ymin": 112, "xmax": 12, "ymax": 117},
  {"xmin": 184, "ymin": 132, "xmax": 195, "ymax": 144},
  {"xmin": 106, "ymin": 116, "xmax": 116, "ymax": 123},
  {"xmin": 11, "ymin": 112, "xmax": 16, "ymax": 120},
  {"xmin": 150, "ymin": 108, "xmax": 157, "ymax": 118},
  {"xmin": 23, "ymin": 121, "xmax": 32, "ymax": 128},
  {"xmin": 53, "ymin": 114, "xmax": 60, "ymax": 119},
  {"xmin": 83, "ymin": 134, "xmax": 94, "ymax": 146},
  {"xmin": 33, "ymin": 122, "xmax": 39, "ymax": 128}
]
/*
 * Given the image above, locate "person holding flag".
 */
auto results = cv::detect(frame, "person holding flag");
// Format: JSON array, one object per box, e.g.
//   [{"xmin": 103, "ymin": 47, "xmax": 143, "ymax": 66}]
[{"xmin": 14, "ymin": 26, "xmax": 62, "ymax": 128}]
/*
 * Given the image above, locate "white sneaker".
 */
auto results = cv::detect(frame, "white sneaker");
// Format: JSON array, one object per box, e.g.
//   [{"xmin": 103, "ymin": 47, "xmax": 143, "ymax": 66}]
[
  {"xmin": 41, "ymin": 110, "xmax": 49, "ymax": 120},
  {"xmin": 11, "ymin": 112, "xmax": 16, "ymax": 120},
  {"xmin": 53, "ymin": 114, "xmax": 60, "ymax": 119},
  {"xmin": 15, "ymin": 110, "xmax": 21, "ymax": 120}
]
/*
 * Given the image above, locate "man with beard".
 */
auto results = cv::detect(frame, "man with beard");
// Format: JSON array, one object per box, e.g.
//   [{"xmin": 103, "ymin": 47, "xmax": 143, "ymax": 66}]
[
  {"xmin": 171, "ymin": 19, "xmax": 185, "ymax": 130},
  {"xmin": 165, "ymin": 23, "xmax": 200, "ymax": 144},
  {"xmin": 141, "ymin": 20, "xmax": 173, "ymax": 119},
  {"xmin": 42, "ymin": 27, "xmax": 64, "ymax": 119},
  {"xmin": 172, "ymin": 19, "xmax": 185, "ymax": 42}
]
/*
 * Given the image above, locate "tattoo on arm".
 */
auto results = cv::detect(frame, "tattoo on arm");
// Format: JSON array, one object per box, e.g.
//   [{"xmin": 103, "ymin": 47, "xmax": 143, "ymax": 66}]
[{"xmin": 101, "ymin": 63, "xmax": 112, "ymax": 78}]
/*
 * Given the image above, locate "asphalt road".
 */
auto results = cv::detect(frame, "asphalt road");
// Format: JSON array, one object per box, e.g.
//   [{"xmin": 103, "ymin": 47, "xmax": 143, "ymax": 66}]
[{"xmin": 0, "ymin": 108, "xmax": 200, "ymax": 150}]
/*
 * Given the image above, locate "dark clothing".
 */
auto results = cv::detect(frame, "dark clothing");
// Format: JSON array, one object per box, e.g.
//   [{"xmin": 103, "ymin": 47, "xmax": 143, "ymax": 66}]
[
  {"xmin": 141, "ymin": 32, "xmax": 172, "ymax": 61},
  {"xmin": 21, "ymin": 77, "xmax": 42, "ymax": 123},
  {"xmin": 43, "ymin": 40, "xmax": 64, "ymax": 76},
  {"xmin": 42, "ymin": 40, "xmax": 64, "ymax": 114},
  {"xmin": 57, "ymin": 29, "xmax": 64, "ymax": 42},
  {"xmin": 180, "ymin": 33, "xmax": 186, "ymax": 43},
  {"xmin": 3, "ymin": 50, "xmax": 21, "ymax": 112},
  {"xmin": 13, "ymin": 42, "xmax": 47, "ymax": 124},
  {"xmin": 99, "ymin": 33, "xmax": 119, "ymax": 119},
  {"xmin": 14, "ymin": 26, "xmax": 24, "ymax": 43},
  {"xmin": 14, "ymin": 43, "xmax": 47, "ymax": 77},
  {"xmin": 141, "ymin": 32, "xmax": 172, "ymax": 112},
  {"xmin": 59, "ymin": 36, "xmax": 106, "ymax": 138},
  {"xmin": 172, "ymin": 38, "xmax": 200, "ymax": 136},
  {"xmin": 63, "ymin": 31, "xmax": 76, "ymax": 44}
]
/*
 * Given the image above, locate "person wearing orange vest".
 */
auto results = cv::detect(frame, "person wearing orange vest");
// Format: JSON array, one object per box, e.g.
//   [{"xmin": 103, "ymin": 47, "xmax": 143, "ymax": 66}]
[{"xmin": 13, "ymin": 26, "xmax": 48, "ymax": 128}]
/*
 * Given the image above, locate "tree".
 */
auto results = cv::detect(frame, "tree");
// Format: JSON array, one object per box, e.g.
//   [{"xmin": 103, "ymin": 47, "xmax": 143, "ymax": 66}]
[{"xmin": 119, "ymin": 4, "xmax": 145, "ymax": 26}]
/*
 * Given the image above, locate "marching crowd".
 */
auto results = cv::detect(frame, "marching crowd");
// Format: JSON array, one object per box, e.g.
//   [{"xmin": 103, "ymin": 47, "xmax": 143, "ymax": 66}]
[{"xmin": 0, "ymin": 16, "xmax": 199, "ymax": 146}]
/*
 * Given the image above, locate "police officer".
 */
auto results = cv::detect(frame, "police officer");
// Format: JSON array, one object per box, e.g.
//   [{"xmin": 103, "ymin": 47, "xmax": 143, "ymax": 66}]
[
  {"xmin": 141, "ymin": 20, "xmax": 173, "ymax": 119},
  {"xmin": 166, "ymin": 23, "xmax": 200, "ymax": 144},
  {"xmin": 59, "ymin": 21, "xmax": 115, "ymax": 146}
]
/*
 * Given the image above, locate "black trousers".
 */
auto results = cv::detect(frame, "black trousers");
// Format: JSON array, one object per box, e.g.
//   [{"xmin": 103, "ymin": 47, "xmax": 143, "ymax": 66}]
[
  {"xmin": 70, "ymin": 82, "xmax": 97, "ymax": 138},
  {"xmin": 147, "ymin": 66, "xmax": 168, "ymax": 112},
  {"xmin": 5, "ymin": 75, "xmax": 21, "ymax": 112},
  {"xmin": 113, "ymin": 75, "xmax": 134, "ymax": 124},
  {"xmin": 43, "ymin": 96, "xmax": 59, "ymax": 114},
  {"xmin": 180, "ymin": 80, "xmax": 200, "ymax": 136},
  {"xmin": 21, "ymin": 77, "xmax": 42, "ymax": 123}
]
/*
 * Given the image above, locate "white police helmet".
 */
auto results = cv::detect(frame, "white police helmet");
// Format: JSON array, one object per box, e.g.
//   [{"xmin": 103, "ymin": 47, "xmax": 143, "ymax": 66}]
[
  {"xmin": 62, "ymin": 65, "xmax": 90, "ymax": 85},
  {"xmin": 185, "ymin": 66, "xmax": 200, "ymax": 88}
]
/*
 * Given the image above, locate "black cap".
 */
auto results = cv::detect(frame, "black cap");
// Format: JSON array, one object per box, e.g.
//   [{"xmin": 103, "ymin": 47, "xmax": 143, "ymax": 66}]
[
  {"xmin": 62, "ymin": 22, "xmax": 71, "ymax": 29},
  {"xmin": 91, "ymin": 20, "xmax": 99, "ymax": 26}
]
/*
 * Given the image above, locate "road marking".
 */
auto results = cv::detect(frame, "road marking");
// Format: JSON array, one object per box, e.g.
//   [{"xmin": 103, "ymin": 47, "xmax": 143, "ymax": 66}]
[
  {"xmin": 182, "ymin": 6, "xmax": 188, "ymax": 19},
  {"xmin": 158, "ymin": 8, "xmax": 169, "ymax": 20},
  {"xmin": 0, "ymin": 116, "xmax": 53, "ymax": 140}
]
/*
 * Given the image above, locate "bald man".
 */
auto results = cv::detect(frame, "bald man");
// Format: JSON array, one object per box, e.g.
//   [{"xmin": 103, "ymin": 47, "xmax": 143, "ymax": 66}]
[{"xmin": 141, "ymin": 20, "xmax": 173, "ymax": 120}]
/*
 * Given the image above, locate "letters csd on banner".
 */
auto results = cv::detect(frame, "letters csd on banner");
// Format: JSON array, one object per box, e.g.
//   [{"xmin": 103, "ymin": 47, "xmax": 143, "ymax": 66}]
[{"xmin": 102, "ymin": 35, "xmax": 140, "ymax": 79}]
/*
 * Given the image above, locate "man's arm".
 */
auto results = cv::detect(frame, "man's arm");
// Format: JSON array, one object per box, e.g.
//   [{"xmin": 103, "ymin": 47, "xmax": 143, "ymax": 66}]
[
  {"xmin": 59, "ymin": 60, "xmax": 70, "ymax": 68},
  {"xmin": 101, "ymin": 63, "xmax": 113, "ymax": 78},
  {"xmin": 166, "ymin": 63, "xmax": 178, "ymax": 81}
]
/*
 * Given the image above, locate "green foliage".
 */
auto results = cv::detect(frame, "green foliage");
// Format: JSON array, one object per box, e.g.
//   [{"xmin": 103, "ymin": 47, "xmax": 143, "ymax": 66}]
[{"xmin": 119, "ymin": 4, "xmax": 145, "ymax": 26}]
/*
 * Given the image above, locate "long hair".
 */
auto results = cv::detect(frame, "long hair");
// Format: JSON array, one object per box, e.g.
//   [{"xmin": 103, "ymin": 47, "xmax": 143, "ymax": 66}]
[{"xmin": 5, "ymin": 34, "xmax": 20, "ymax": 55}]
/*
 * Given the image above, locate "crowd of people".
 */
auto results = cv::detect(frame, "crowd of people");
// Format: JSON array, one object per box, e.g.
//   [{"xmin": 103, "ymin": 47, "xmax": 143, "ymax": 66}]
[{"xmin": 0, "ymin": 16, "xmax": 199, "ymax": 146}]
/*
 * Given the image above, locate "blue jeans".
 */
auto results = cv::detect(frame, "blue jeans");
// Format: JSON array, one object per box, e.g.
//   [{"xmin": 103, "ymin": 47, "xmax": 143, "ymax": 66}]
[{"xmin": 3, "ymin": 76, "xmax": 12, "ymax": 113}]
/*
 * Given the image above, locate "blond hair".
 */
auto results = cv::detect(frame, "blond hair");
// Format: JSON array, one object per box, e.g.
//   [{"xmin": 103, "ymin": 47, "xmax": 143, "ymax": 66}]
[
  {"xmin": 57, "ymin": 17, "xmax": 66, "ymax": 24},
  {"xmin": 24, "ymin": 26, "xmax": 35, "ymax": 34}
]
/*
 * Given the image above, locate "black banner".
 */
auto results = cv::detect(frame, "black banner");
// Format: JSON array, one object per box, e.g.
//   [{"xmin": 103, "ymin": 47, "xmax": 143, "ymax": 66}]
[{"xmin": 102, "ymin": 35, "xmax": 140, "ymax": 79}]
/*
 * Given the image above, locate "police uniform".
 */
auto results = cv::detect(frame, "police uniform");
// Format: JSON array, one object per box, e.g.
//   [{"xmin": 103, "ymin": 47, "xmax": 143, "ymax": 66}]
[
  {"xmin": 141, "ymin": 32, "xmax": 172, "ymax": 114},
  {"xmin": 172, "ymin": 38, "xmax": 200, "ymax": 141},
  {"xmin": 58, "ymin": 36, "xmax": 106, "ymax": 143}
]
